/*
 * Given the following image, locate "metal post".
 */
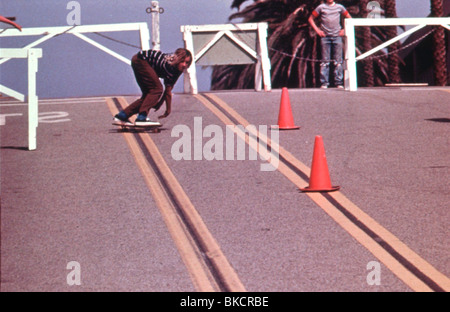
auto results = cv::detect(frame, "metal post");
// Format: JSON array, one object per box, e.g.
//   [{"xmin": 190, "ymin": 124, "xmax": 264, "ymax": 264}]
[{"xmin": 148, "ymin": 1, "xmax": 163, "ymax": 50}]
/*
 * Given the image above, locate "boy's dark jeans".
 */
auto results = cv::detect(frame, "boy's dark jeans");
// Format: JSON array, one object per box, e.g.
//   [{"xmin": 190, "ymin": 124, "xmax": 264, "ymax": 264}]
[{"xmin": 123, "ymin": 54, "xmax": 164, "ymax": 117}]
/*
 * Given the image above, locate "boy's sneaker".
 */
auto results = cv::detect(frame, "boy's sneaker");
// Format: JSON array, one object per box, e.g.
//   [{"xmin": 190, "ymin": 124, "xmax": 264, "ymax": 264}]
[
  {"xmin": 135, "ymin": 117, "xmax": 161, "ymax": 127},
  {"xmin": 320, "ymin": 84, "xmax": 328, "ymax": 89},
  {"xmin": 336, "ymin": 85, "xmax": 344, "ymax": 89},
  {"xmin": 113, "ymin": 113, "xmax": 132, "ymax": 126}
]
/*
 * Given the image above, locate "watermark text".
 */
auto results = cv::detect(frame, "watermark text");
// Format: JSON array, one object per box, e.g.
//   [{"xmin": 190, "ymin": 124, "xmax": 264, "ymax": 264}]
[{"xmin": 171, "ymin": 117, "xmax": 279, "ymax": 172}]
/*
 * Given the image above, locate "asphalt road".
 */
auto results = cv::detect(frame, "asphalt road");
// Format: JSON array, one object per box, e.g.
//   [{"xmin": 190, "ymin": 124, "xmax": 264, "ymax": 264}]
[{"xmin": 1, "ymin": 87, "xmax": 449, "ymax": 293}]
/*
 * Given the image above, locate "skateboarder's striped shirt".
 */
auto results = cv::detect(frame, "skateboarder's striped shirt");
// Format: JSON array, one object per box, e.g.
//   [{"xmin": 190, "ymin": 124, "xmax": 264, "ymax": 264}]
[{"xmin": 137, "ymin": 50, "xmax": 181, "ymax": 87}]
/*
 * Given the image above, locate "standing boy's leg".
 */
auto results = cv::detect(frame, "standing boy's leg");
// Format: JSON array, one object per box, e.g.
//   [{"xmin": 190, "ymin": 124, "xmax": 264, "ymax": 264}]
[
  {"xmin": 333, "ymin": 37, "xmax": 344, "ymax": 87},
  {"xmin": 320, "ymin": 37, "xmax": 332, "ymax": 87}
]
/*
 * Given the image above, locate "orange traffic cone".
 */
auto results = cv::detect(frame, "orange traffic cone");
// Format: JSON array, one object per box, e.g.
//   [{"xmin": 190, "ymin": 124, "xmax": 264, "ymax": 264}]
[
  {"xmin": 274, "ymin": 87, "xmax": 300, "ymax": 130},
  {"xmin": 300, "ymin": 136, "xmax": 340, "ymax": 192}
]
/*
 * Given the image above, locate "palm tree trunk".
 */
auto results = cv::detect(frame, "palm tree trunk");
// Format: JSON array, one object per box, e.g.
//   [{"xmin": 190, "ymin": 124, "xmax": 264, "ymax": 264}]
[
  {"xmin": 359, "ymin": 0, "xmax": 374, "ymax": 86},
  {"xmin": 384, "ymin": 0, "xmax": 401, "ymax": 83},
  {"xmin": 430, "ymin": 0, "xmax": 448, "ymax": 86}
]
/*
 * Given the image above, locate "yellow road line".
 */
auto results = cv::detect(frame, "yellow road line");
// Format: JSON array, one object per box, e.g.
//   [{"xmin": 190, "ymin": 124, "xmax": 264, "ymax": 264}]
[
  {"xmin": 106, "ymin": 97, "xmax": 246, "ymax": 292},
  {"xmin": 106, "ymin": 97, "xmax": 215, "ymax": 291},
  {"xmin": 199, "ymin": 93, "xmax": 450, "ymax": 292},
  {"xmin": 137, "ymin": 130, "xmax": 246, "ymax": 292}
]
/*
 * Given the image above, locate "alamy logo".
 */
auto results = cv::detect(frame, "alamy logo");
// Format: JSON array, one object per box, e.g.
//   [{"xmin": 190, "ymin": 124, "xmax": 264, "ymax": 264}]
[
  {"xmin": 366, "ymin": 261, "xmax": 381, "ymax": 286},
  {"xmin": 171, "ymin": 117, "xmax": 279, "ymax": 171},
  {"xmin": 367, "ymin": 1, "xmax": 382, "ymax": 19},
  {"xmin": 66, "ymin": 261, "xmax": 81, "ymax": 286},
  {"xmin": 66, "ymin": 1, "xmax": 81, "ymax": 26}
]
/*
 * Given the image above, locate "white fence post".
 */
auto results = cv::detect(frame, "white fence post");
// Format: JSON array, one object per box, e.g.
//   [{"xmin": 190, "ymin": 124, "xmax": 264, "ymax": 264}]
[
  {"xmin": 27, "ymin": 49, "xmax": 41, "ymax": 150},
  {"xmin": 181, "ymin": 26, "xmax": 198, "ymax": 94},
  {"xmin": 140, "ymin": 23, "xmax": 151, "ymax": 51},
  {"xmin": 257, "ymin": 22, "xmax": 272, "ymax": 92},
  {"xmin": 345, "ymin": 18, "xmax": 357, "ymax": 91}
]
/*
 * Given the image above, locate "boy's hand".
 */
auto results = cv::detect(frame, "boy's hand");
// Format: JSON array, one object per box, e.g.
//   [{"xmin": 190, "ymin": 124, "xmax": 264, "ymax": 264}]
[{"xmin": 317, "ymin": 30, "xmax": 326, "ymax": 37}]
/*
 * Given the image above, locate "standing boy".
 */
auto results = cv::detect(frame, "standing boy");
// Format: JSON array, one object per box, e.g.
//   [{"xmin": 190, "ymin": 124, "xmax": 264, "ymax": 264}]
[{"xmin": 308, "ymin": 1, "xmax": 351, "ymax": 88}]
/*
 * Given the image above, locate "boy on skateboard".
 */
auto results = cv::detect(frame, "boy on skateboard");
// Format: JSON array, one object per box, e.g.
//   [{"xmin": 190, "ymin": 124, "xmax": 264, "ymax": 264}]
[{"xmin": 113, "ymin": 48, "xmax": 192, "ymax": 127}]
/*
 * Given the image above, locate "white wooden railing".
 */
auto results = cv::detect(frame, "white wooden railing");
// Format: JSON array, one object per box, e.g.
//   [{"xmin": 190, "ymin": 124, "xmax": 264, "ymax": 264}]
[
  {"xmin": 345, "ymin": 17, "xmax": 450, "ymax": 91},
  {"xmin": 0, "ymin": 23, "xmax": 150, "ymax": 150}
]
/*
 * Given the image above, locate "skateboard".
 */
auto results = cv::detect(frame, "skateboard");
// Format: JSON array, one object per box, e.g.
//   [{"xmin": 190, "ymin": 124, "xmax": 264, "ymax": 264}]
[{"xmin": 112, "ymin": 122, "xmax": 163, "ymax": 133}]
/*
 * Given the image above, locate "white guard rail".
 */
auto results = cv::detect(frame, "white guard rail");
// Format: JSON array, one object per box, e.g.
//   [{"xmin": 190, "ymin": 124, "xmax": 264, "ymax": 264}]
[
  {"xmin": 345, "ymin": 17, "xmax": 450, "ymax": 91},
  {"xmin": 0, "ymin": 23, "xmax": 150, "ymax": 150}
]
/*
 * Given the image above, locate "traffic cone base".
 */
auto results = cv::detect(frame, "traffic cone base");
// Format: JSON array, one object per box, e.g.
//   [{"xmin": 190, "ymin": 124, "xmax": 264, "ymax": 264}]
[
  {"xmin": 300, "ymin": 135, "xmax": 340, "ymax": 192},
  {"xmin": 274, "ymin": 87, "xmax": 300, "ymax": 130},
  {"xmin": 271, "ymin": 125, "xmax": 300, "ymax": 130},
  {"xmin": 283, "ymin": 127, "xmax": 300, "ymax": 130},
  {"xmin": 299, "ymin": 185, "xmax": 340, "ymax": 192}
]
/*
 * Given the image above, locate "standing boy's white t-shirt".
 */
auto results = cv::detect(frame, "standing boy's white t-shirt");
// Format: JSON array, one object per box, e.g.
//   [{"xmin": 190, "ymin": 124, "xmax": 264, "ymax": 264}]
[{"xmin": 312, "ymin": 3, "xmax": 349, "ymax": 37}]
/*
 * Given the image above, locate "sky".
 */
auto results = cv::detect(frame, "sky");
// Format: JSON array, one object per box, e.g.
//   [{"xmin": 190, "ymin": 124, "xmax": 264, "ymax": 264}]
[{"xmin": 0, "ymin": 0, "xmax": 434, "ymax": 98}]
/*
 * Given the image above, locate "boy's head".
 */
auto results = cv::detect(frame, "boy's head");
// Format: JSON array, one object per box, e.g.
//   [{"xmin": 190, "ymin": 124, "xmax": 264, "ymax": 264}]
[{"xmin": 169, "ymin": 48, "xmax": 193, "ymax": 72}]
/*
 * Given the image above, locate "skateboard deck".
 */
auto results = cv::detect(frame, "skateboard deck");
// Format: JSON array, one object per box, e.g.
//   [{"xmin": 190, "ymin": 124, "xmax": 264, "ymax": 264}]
[{"xmin": 113, "ymin": 122, "xmax": 162, "ymax": 133}]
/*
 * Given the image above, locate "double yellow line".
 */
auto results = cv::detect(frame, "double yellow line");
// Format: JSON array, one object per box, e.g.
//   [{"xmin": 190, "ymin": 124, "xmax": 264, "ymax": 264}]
[
  {"xmin": 107, "ymin": 94, "xmax": 449, "ymax": 292},
  {"xmin": 106, "ymin": 97, "xmax": 246, "ymax": 292},
  {"xmin": 197, "ymin": 92, "xmax": 450, "ymax": 292}
]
